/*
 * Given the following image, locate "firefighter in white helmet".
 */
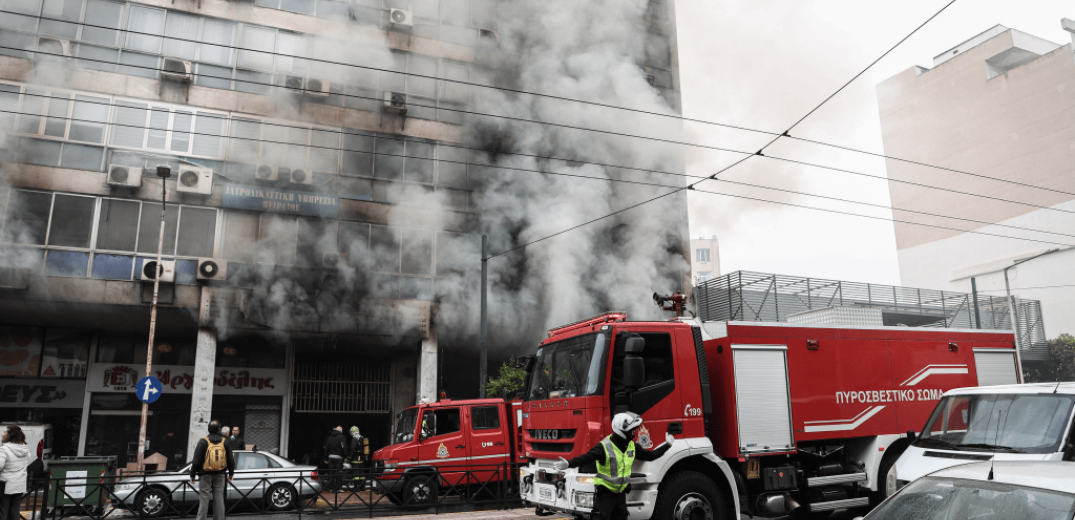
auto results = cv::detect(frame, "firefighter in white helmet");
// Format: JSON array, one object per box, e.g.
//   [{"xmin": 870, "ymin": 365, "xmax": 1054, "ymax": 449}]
[{"xmin": 552, "ymin": 412, "xmax": 674, "ymax": 520}]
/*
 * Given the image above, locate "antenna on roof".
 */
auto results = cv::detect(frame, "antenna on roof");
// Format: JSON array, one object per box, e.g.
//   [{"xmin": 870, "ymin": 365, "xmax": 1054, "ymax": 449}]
[{"xmin": 987, "ymin": 409, "xmax": 1008, "ymax": 481}]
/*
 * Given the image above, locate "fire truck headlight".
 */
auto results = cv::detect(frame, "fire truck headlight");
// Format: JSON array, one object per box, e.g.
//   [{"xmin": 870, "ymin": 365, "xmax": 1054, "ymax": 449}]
[
  {"xmin": 573, "ymin": 491, "xmax": 594, "ymax": 508},
  {"xmin": 574, "ymin": 476, "xmax": 593, "ymax": 485}
]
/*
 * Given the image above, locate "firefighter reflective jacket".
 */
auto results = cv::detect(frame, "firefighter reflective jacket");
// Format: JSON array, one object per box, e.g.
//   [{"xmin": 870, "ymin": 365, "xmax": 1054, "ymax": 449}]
[{"xmin": 594, "ymin": 436, "xmax": 635, "ymax": 493}]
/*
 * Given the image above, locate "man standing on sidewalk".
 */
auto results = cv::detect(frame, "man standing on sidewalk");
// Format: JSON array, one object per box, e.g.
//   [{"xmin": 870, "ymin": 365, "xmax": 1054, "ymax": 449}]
[{"xmin": 190, "ymin": 421, "xmax": 235, "ymax": 520}]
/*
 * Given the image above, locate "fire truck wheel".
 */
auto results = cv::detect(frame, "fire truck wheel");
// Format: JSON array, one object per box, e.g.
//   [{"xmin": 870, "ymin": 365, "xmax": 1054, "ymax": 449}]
[
  {"xmin": 403, "ymin": 474, "xmax": 438, "ymax": 507},
  {"xmin": 654, "ymin": 471, "xmax": 725, "ymax": 520},
  {"xmin": 871, "ymin": 455, "xmax": 900, "ymax": 505}
]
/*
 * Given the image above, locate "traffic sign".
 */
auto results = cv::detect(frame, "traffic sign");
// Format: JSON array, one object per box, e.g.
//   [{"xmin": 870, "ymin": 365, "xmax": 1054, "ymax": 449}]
[{"xmin": 136, "ymin": 376, "xmax": 162, "ymax": 404}]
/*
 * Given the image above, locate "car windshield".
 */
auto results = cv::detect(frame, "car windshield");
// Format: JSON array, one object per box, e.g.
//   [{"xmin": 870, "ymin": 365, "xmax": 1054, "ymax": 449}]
[
  {"xmin": 916, "ymin": 394, "xmax": 1075, "ymax": 454},
  {"xmin": 393, "ymin": 407, "xmax": 418, "ymax": 444},
  {"xmin": 527, "ymin": 331, "xmax": 611, "ymax": 400},
  {"xmin": 868, "ymin": 476, "xmax": 1075, "ymax": 520}
]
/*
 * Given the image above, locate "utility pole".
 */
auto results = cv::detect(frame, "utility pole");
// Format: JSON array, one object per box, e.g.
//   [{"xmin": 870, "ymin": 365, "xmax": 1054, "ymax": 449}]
[
  {"xmin": 137, "ymin": 165, "xmax": 170, "ymax": 470},
  {"xmin": 479, "ymin": 235, "xmax": 488, "ymax": 398},
  {"xmin": 970, "ymin": 277, "xmax": 982, "ymax": 329},
  {"xmin": 1003, "ymin": 248, "xmax": 1060, "ymax": 381}
]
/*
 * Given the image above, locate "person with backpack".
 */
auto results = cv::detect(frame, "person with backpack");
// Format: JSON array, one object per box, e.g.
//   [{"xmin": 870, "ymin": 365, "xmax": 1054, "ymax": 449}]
[
  {"xmin": 190, "ymin": 421, "xmax": 235, "ymax": 520},
  {"xmin": 321, "ymin": 427, "xmax": 348, "ymax": 492},
  {"xmin": 347, "ymin": 427, "xmax": 368, "ymax": 489}
]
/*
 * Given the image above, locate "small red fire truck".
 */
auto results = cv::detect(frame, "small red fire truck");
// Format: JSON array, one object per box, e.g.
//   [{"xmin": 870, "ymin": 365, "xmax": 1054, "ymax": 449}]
[
  {"xmin": 371, "ymin": 397, "xmax": 525, "ymax": 505},
  {"xmin": 518, "ymin": 306, "xmax": 1020, "ymax": 519}
]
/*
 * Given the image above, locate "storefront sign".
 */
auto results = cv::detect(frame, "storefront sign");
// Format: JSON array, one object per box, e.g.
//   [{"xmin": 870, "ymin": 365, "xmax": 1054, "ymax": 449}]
[
  {"xmin": 0, "ymin": 326, "xmax": 42, "ymax": 377},
  {"xmin": 0, "ymin": 379, "xmax": 86, "ymax": 408},
  {"xmin": 88, "ymin": 364, "xmax": 288, "ymax": 396},
  {"xmin": 222, "ymin": 184, "xmax": 338, "ymax": 217}
]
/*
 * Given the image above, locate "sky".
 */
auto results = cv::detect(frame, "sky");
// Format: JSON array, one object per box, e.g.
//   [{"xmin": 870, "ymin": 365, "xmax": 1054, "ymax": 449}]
[{"xmin": 675, "ymin": 0, "xmax": 1074, "ymax": 286}]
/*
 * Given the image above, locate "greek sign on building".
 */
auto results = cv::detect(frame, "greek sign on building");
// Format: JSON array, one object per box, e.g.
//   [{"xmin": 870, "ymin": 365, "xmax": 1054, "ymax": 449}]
[
  {"xmin": 222, "ymin": 184, "xmax": 339, "ymax": 217},
  {"xmin": 88, "ymin": 364, "xmax": 288, "ymax": 396}
]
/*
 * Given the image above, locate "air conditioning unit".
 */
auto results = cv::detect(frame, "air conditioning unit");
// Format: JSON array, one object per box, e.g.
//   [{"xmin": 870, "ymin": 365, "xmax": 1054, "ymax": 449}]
[
  {"xmin": 389, "ymin": 8, "xmax": 413, "ymax": 27},
  {"xmin": 284, "ymin": 75, "xmax": 305, "ymax": 93},
  {"xmin": 161, "ymin": 58, "xmax": 193, "ymax": 83},
  {"xmin": 139, "ymin": 260, "xmax": 175, "ymax": 283},
  {"xmin": 290, "ymin": 168, "xmax": 313, "ymax": 185},
  {"xmin": 176, "ymin": 165, "xmax": 213, "ymax": 195},
  {"xmin": 255, "ymin": 164, "xmax": 278, "ymax": 181},
  {"xmin": 37, "ymin": 37, "xmax": 71, "ymax": 57},
  {"xmin": 639, "ymin": 66, "xmax": 656, "ymax": 86},
  {"xmin": 322, "ymin": 252, "xmax": 341, "ymax": 268},
  {"xmin": 106, "ymin": 164, "xmax": 142, "ymax": 188},
  {"xmin": 305, "ymin": 78, "xmax": 331, "ymax": 97},
  {"xmin": 196, "ymin": 258, "xmax": 228, "ymax": 281},
  {"xmin": 478, "ymin": 29, "xmax": 500, "ymax": 46},
  {"xmin": 383, "ymin": 91, "xmax": 407, "ymax": 113}
]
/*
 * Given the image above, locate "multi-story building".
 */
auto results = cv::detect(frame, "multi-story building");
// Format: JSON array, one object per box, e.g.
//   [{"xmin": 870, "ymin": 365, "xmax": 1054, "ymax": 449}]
[
  {"xmin": 0, "ymin": 0, "xmax": 687, "ymax": 465},
  {"xmin": 690, "ymin": 233, "xmax": 718, "ymax": 284},
  {"xmin": 876, "ymin": 20, "xmax": 1075, "ymax": 358}
]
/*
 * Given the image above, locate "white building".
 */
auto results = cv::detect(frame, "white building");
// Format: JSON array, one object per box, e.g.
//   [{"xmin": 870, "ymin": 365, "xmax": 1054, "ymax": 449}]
[{"xmin": 690, "ymin": 234, "xmax": 719, "ymax": 284}]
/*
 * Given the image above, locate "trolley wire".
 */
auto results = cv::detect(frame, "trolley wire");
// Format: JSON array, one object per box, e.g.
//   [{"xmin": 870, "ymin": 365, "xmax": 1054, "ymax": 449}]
[{"xmin": 7, "ymin": 7, "xmax": 1074, "ymax": 199}]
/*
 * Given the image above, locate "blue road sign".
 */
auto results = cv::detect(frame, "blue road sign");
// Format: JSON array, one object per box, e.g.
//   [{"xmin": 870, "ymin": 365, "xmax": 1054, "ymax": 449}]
[{"xmin": 136, "ymin": 376, "xmax": 163, "ymax": 404}]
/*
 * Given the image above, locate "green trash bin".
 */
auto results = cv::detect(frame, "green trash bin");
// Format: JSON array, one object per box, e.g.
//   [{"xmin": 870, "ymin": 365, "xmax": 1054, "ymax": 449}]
[{"xmin": 47, "ymin": 456, "xmax": 117, "ymax": 513}]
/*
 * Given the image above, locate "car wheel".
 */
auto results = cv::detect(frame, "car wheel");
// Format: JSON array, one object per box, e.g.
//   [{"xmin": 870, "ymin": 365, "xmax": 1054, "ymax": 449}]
[
  {"xmin": 135, "ymin": 487, "xmax": 169, "ymax": 518},
  {"xmin": 266, "ymin": 483, "xmax": 297, "ymax": 511},
  {"xmin": 653, "ymin": 471, "xmax": 726, "ymax": 520},
  {"xmin": 403, "ymin": 474, "xmax": 437, "ymax": 507}
]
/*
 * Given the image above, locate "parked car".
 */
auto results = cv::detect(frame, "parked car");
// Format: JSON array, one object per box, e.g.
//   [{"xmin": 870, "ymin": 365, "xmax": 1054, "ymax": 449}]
[
  {"xmin": 860, "ymin": 461, "xmax": 1075, "ymax": 520},
  {"xmin": 111, "ymin": 450, "xmax": 320, "ymax": 518}
]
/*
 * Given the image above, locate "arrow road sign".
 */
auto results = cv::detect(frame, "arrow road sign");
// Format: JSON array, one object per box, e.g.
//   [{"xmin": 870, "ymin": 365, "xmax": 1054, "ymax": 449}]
[{"xmin": 136, "ymin": 376, "xmax": 163, "ymax": 404}]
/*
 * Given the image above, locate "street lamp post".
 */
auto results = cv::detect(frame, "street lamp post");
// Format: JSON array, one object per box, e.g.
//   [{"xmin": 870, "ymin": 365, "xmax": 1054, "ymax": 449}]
[
  {"xmin": 137, "ymin": 165, "xmax": 171, "ymax": 470},
  {"xmin": 1003, "ymin": 248, "xmax": 1060, "ymax": 381}
]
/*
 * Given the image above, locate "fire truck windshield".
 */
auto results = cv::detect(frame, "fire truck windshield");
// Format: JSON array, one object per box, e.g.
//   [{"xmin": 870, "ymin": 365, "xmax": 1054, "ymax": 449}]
[
  {"xmin": 393, "ymin": 407, "xmax": 419, "ymax": 444},
  {"xmin": 528, "ymin": 331, "xmax": 610, "ymax": 400},
  {"xmin": 917, "ymin": 393, "xmax": 1075, "ymax": 454}
]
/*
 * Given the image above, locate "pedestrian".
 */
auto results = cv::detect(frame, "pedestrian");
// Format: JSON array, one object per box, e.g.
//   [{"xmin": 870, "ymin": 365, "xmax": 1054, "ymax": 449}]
[
  {"xmin": 0, "ymin": 426, "xmax": 32, "ymax": 520},
  {"xmin": 553, "ymin": 412, "xmax": 674, "ymax": 520},
  {"xmin": 190, "ymin": 421, "xmax": 235, "ymax": 520},
  {"xmin": 220, "ymin": 426, "xmax": 230, "ymax": 439},
  {"xmin": 322, "ymin": 426, "xmax": 348, "ymax": 492},
  {"xmin": 347, "ymin": 427, "xmax": 368, "ymax": 489},
  {"xmin": 228, "ymin": 426, "xmax": 245, "ymax": 451}
]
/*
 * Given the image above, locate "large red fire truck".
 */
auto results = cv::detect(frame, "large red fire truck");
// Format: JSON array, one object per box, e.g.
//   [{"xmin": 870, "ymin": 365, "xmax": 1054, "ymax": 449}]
[{"xmin": 518, "ymin": 303, "xmax": 1020, "ymax": 519}]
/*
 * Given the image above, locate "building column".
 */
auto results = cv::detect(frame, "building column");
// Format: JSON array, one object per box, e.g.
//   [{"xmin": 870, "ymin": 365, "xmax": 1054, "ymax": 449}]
[
  {"xmin": 416, "ymin": 327, "xmax": 437, "ymax": 403},
  {"xmin": 187, "ymin": 287, "xmax": 218, "ymax": 458}
]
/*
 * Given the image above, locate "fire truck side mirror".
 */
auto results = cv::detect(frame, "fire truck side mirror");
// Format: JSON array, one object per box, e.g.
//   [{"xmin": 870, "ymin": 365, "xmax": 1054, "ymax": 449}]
[{"xmin": 623, "ymin": 336, "xmax": 646, "ymax": 390}]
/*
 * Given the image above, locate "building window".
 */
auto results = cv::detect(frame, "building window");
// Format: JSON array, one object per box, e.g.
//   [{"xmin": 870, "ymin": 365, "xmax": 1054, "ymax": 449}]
[{"xmin": 695, "ymin": 248, "xmax": 711, "ymax": 263}]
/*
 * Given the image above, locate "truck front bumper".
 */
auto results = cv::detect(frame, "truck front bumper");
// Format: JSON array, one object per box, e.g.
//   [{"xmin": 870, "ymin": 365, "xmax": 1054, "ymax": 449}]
[{"xmin": 520, "ymin": 463, "xmax": 657, "ymax": 518}]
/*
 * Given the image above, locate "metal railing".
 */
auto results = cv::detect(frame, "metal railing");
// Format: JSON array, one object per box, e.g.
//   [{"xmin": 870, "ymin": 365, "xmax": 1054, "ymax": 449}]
[
  {"xmin": 12, "ymin": 464, "xmax": 523, "ymax": 520},
  {"xmin": 696, "ymin": 270, "xmax": 1049, "ymax": 360}
]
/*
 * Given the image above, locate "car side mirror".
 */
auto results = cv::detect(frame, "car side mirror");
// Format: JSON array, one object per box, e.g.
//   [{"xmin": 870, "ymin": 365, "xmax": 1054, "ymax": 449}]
[
  {"xmin": 623, "ymin": 336, "xmax": 646, "ymax": 390},
  {"xmin": 907, "ymin": 430, "xmax": 917, "ymax": 443}
]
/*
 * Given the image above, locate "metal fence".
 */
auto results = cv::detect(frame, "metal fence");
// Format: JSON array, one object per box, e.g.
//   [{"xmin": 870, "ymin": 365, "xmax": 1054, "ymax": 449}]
[
  {"xmin": 10, "ymin": 464, "xmax": 522, "ymax": 520},
  {"xmin": 696, "ymin": 270, "xmax": 1049, "ymax": 360}
]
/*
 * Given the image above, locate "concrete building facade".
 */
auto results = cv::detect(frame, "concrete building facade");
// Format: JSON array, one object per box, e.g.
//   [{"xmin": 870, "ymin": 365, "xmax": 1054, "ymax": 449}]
[
  {"xmin": 690, "ymin": 234, "xmax": 718, "ymax": 284},
  {"xmin": 876, "ymin": 21, "xmax": 1075, "ymax": 357},
  {"xmin": 0, "ymin": 0, "xmax": 687, "ymax": 467}
]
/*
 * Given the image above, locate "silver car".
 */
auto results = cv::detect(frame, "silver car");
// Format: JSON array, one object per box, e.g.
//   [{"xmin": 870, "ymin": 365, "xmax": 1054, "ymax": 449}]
[
  {"xmin": 112, "ymin": 451, "xmax": 321, "ymax": 518},
  {"xmin": 861, "ymin": 461, "xmax": 1075, "ymax": 520}
]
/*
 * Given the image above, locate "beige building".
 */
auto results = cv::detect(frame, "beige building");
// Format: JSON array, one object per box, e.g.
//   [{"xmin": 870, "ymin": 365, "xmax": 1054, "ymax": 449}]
[
  {"xmin": 690, "ymin": 234, "xmax": 719, "ymax": 284},
  {"xmin": 0, "ymin": 0, "xmax": 687, "ymax": 464},
  {"xmin": 876, "ymin": 21, "xmax": 1075, "ymax": 358}
]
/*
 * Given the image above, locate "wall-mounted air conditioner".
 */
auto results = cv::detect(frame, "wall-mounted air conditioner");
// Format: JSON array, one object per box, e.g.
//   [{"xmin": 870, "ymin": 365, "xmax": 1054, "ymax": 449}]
[
  {"xmin": 37, "ymin": 37, "xmax": 71, "ymax": 57},
  {"xmin": 139, "ymin": 260, "xmax": 175, "ymax": 283},
  {"xmin": 290, "ymin": 168, "xmax": 313, "ymax": 185},
  {"xmin": 161, "ymin": 58, "xmax": 193, "ymax": 83},
  {"xmin": 383, "ymin": 91, "xmax": 407, "ymax": 112},
  {"xmin": 284, "ymin": 75, "xmax": 305, "ymax": 93},
  {"xmin": 478, "ymin": 29, "xmax": 500, "ymax": 46},
  {"xmin": 176, "ymin": 165, "xmax": 213, "ymax": 195},
  {"xmin": 305, "ymin": 78, "xmax": 331, "ymax": 97},
  {"xmin": 389, "ymin": 8, "xmax": 413, "ymax": 27},
  {"xmin": 106, "ymin": 164, "xmax": 142, "ymax": 188},
  {"xmin": 322, "ymin": 252, "xmax": 341, "ymax": 268},
  {"xmin": 196, "ymin": 258, "xmax": 228, "ymax": 281},
  {"xmin": 255, "ymin": 164, "xmax": 278, "ymax": 181}
]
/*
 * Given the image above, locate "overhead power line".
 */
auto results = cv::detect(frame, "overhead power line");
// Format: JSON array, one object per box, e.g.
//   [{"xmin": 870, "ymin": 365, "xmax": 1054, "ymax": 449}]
[{"xmin": 6, "ymin": 7, "xmax": 1073, "ymax": 200}]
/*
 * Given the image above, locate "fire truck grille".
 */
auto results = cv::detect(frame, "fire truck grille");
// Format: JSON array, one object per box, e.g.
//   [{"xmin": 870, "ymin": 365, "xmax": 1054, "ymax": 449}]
[
  {"xmin": 531, "ymin": 442, "xmax": 573, "ymax": 453},
  {"xmin": 528, "ymin": 429, "xmax": 576, "ymax": 440}
]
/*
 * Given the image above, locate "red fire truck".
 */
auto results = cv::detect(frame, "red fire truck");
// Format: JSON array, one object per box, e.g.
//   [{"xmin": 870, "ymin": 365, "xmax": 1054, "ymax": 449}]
[
  {"xmin": 518, "ymin": 306, "xmax": 1020, "ymax": 519},
  {"xmin": 371, "ymin": 397, "xmax": 525, "ymax": 505}
]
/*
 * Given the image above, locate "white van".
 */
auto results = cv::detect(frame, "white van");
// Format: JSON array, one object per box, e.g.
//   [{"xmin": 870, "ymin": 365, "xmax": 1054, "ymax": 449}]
[
  {"xmin": 0, "ymin": 422, "xmax": 52, "ymax": 467},
  {"xmin": 893, "ymin": 383, "xmax": 1075, "ymax": 488}
]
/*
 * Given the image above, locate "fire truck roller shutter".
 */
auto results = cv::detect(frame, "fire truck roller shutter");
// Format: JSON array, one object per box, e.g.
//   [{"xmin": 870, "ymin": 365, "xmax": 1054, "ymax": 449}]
[
  {"xmin": 732, "ymin": 345, "xmax": 794, "ymax": 454},
  {"xmin": 691, "ymin": 327, "xmax": 712, "ymax": 430},
  {"xmin": 972, "ymin": 349, "xmax": 1019, "ymax": 386}
]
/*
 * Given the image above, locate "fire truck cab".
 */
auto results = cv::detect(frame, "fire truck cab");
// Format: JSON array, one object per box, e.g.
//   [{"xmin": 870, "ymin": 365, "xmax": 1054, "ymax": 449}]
[
  {"xmin": 518, "ymin": 312, "xmax": 1019, "ymax": 519},
  {"xmin": 371, "ymin": 397, "xmax": 524, "ymax": 506}
]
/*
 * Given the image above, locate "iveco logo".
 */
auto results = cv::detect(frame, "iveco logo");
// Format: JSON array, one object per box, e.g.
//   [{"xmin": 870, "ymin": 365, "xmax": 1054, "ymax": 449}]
[{"xmin": 532, "ymin": 429, "xmax": 560, "ymax": 440}]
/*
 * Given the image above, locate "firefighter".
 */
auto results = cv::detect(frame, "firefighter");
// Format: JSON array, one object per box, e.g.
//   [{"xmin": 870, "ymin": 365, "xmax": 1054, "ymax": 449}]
[
  {"xmin": 552, "ymin": 412, "xmax": 674, "ymax": 520},
  {"xmin": 347, "ymin": 426, "xmax": 369, "ymax": 489}
]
